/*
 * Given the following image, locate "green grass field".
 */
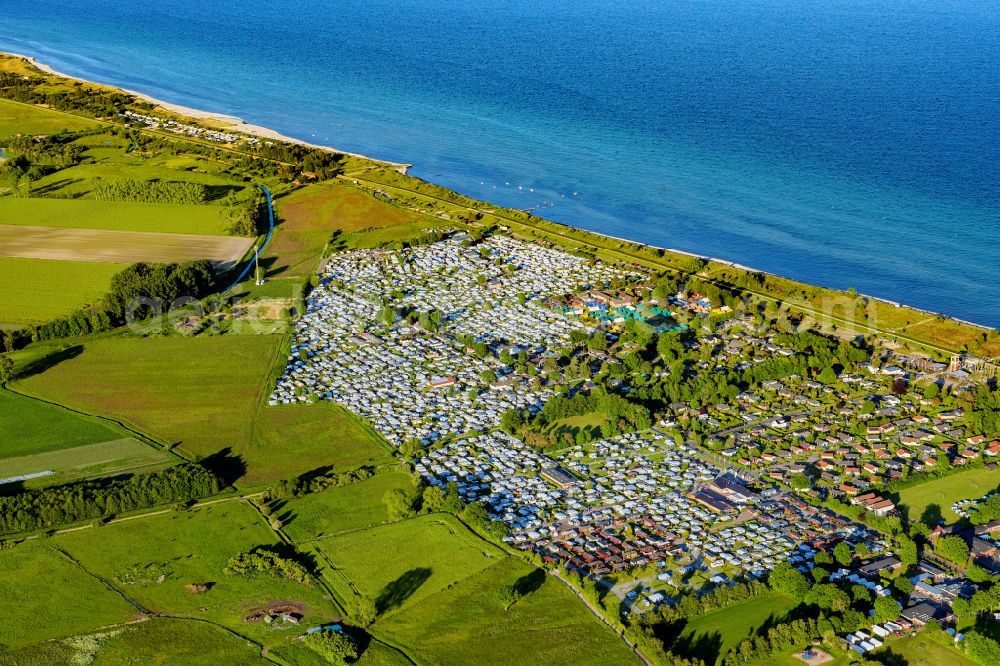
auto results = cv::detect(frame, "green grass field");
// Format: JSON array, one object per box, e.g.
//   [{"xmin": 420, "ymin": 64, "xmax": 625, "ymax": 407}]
[
  {"xmin": 0, "ymin": 618, "xmax": 267, "ymax": 666},
  {"xmin": 311, "ymin": 514, "xmax": 502, "ymax": 615},
  {"xmin": 0, "ymin": 197, "xmax": 232, "ymax": 235},
  {"xmin": 15, "ymin": 334, "xmax": 281, "ymax": 455},
  {"xmin": 0, "ymin": 437, "xmax": 171, "ymax": 487},
  {"xmin": 0, "ymin": 542, "xmax": 137, "ymax": 650},
  {"xmin": 0, "ymin": 97, "xmax": 98, "ymax": 137},
  {"xmin": 247, "ymin": 403, "xmax": 393, "ymax": 486},
  {"xmin": 0, "ymin": 389, "xmax": 126, "ymax": 459},
  {"xmin": 53, "ymin": 501, "xmax": 337, "ymax": 647},
  {"xmin": 871, "ymin": 633, "xmax": 977, "ymax": 666},
  {"xmin": 277, "ymin": 472, "xmax": 415, "ymax": 542},
  {"xmin": 14, "ymin": 335, "xmax": 391, "ymax": 486},
  {"xmin": 377, "ymin": 557, "xmax": 640, "ymax": 666},
  {"xmin": 897, "ymin": 466, "xmax": 1000, "ymax": 523},
  {"xmin": 28, "ymin": 160, "xmax": 246, "ymax": 201},
  {"xmin": 679, "ymin": 591, "xmax": 798, "ymax": 664},
  {"xmin": 270, "ymin": 636, "xmax": 411, "ymax": 666},
  {"xmin": 0, "ymin": 256, "xmax": 125, "ymax": 325},
  {"xmin": 268, "ymin": 183, "xmax": 442, "ymax": 278}
]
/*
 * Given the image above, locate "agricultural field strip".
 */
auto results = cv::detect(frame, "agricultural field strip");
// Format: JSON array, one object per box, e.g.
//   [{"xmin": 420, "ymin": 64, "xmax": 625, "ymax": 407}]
[
  {"xmin": 0, "ymin": 257, "xmax": 126, "ymax": 325},
  {"xmin": 0, "ymin": 437, "xmax": 169, "ymax": 483},
  {"xmin": 0, "ymin": 97, "xmax": 99, "ymax": 136},
  {"xmin": 0, "ymin": 224, "xmax": 253, "ymax": 265},
  {"xmin": 0, "ymin": 197, "xmax": 231, "ymax": 235}
]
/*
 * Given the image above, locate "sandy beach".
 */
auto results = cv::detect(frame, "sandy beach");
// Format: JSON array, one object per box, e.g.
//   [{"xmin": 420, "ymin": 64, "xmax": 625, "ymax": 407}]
[{"xmin": 4, "ymin": 52, "xmax": 409, "ymax": 172}]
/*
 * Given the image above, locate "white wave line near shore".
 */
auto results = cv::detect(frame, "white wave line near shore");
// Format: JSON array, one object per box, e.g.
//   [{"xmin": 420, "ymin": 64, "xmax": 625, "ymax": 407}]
[{"xmin": 4, "ymin": 51, "xmax": 410, "ymax": 171}]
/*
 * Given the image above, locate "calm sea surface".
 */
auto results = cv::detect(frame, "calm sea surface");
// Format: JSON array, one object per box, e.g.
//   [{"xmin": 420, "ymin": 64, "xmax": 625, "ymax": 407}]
[{"xmin": 2, "ymin": 0, "xmax": 998, "ymax": 325}]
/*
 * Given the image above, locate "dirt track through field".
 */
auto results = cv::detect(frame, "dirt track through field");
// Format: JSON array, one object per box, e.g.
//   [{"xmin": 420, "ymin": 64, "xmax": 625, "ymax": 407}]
[{"xmin": 0, "ymin": 224, "xmax": 253, "ymax": 266}]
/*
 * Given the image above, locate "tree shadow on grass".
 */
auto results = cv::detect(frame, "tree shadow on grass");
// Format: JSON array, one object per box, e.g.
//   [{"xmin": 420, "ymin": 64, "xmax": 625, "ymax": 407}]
[
  {"xmin": 201, "ymin": 183, "xmax": 245, "ymax": 202},
  {"xmin": 921, "ymin": 503, "xmax": 945, "ymax": 527},
  {"xmin": 650, "ymin": 618, "xmax": 688, "ymax": 650},
  {"xmin": 0, "ymin": 480, "xmax": 25, "ymax": 497},
  {"xmin": 201, "ymin": 447, "xmax": 247, "ymax": 487},
  {"xmin": 514, "ymin": 568, "xmax": 546, "ymax": 597},
  {"xmin": 670, "ymin": 629, "xmax": 723, "ymax": 665},
  {"xmin": 14, "ymin": 344, "xmax": 83, "ymax": 380},
  {"xmin": 869, "ymin": 647, "xmax": 909, "ymax": 666},
  {"xmin": 30, "ymin": 177, "xmax": 84, "ymax": 196},
  {"xmin": 375, "ymin": 567, "xmax": 432, "ymax": 614}
]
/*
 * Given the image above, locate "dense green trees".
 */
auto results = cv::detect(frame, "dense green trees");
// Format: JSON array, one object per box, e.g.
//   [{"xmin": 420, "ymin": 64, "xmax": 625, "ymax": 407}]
[
  {"xmin": 964, "ymin": 384, "xmax": 1000, "ymax": 437},
  {"xmin": 461, "ymin": 501, "xmax": 510, "ymax": 539},
  {"xmin": 896, "ymin": 533, "xmax": 919, "ymax": 566},
  {"xmin": 805, "ymin": 584, "xmax": 850, "ymax": 612},
  {"xmin": 767, "ymin": 562, "xmax": 811, "ymax": 598},
  {"xmin": 256, "ymin": 142, "xmax": 343, "ymax": 180},
  {"xmin": 966, "ymin": 629, "xmax": 1000, "ymax": 665},
  {"xmin": 268, "ymin": 466, "xmax": 375, "ymax": 500},
  {"xmin": 104, "ymin": 260, "xmax": 217, "ymax": 320},
  {"xmin": 304, "ymin": 629, "xmax": 357, "ymax": 664},
  {"xmin": 224, "ymin": 547, "xmax": 310, "ymax": 584},
  {"xmin": 722, "ymin": 617, "xmax": 821, "ymax": 666},
  {"xmin": 970, "ymin": 495, "xmax": 1000, "ymax": 525},
  {"xmin": 646, "ymin": 581, "xmax": 767, "ymax": 624},
  {"xmin": 514, "ymin": 390, "xmax": 652, "ymax": 447},
  {"xmin": 353, "ymin": 596, "xmax": 377, "ymax": 628},
  {"xmin": 383, "ymin": 488, "xmax": 417, "ymax": 520},
  {"xmin": 935, "ymin": 535, "xmax": 970, "ymax": 565},
  {"xmin": 0, "ymin": 354, "xmax": 13, "ymax": 384},
  {"xmin": 0, "ymin": 70, "xmax": 134, "ymax": 117},
  {"xmin": 421, "ymin": 483, "xmax": 464, "ymax": 514},
  {"xmin": 20, "ymin": 260, "xmax": 218, "ymax": 346},
  {"xmin": 92, "ymin": 177, "xmax": 208, "ymax": 204},
  {"xmin": 872, "ymin": 596, "xmax": 899, "ymax": 624},
  {"xmin": 496, "ymin": 583, "xmax": 521, "ymax": 610},
  {"xmin": 225, "ymin": 191, "xmax": 268, "ymax": 236},
  {"xmin": 0, "ymin": 132, "xmax": 86, "ymax": 177},
  {"xmin": 833, "ymin": 542, "xmax": 853, "ymax": 567},
  {"xmin": 0, "ymin": 463, "xmax": 221, "ymax": 534}
]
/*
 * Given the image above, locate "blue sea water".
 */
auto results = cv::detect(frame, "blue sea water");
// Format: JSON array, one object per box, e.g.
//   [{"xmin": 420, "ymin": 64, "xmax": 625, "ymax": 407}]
[{"xmin": 2, "ymin": 0, "xmax": 998, "ymax": 326}]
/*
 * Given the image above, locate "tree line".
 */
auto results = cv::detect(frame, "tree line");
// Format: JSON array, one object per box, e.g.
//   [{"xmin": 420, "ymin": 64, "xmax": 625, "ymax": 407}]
[
  {"xmin": 0, "ymin": 70, "xmax": 138, "ymax": 118},
  {"xmin": 0, "ymin": 260, "xmax": 219, "ymax": 353},
  {"xmin": 92, "ymin": 177, "xmax": 208, "ymax": 204},
  {"xmin": 0, "ymin": 462, "xmax": 222, "ymax": 535},
  {"xmin": 224, "ymin": 191, "xmax": 269, "ymax": 236},
  {"xmin": 254, "ymin": 142, "xmax": 344, "ymax": 180}
]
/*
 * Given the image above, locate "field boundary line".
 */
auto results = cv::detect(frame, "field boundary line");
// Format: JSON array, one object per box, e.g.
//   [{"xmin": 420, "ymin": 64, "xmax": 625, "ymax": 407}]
[
  {"xmin": 48, "ymin": 544, "xmax": 152, "ymax": 615},
  {"xmin": 1, "ymin": 384, "xmax": 182, "ymax": 461}
]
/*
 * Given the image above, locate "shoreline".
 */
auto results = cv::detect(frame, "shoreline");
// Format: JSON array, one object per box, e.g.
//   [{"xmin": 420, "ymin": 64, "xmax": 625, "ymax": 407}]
[
  {"xmin": 4, "ymin": 52, "xmax": 410, "ymax": 172},
  {"xmin": 2, "ymin": 51, "xmax": 996, "ymax": 338}
]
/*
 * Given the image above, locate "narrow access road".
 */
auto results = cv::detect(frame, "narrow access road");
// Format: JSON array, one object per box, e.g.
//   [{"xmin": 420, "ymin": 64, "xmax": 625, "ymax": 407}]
[
  {"xmin": 549, "ymin": 569, "xmax": 653, "ymax": 666},
  {"xmin": 223, "ymin": 184, "xmax": 275, "ymax": 293}
]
